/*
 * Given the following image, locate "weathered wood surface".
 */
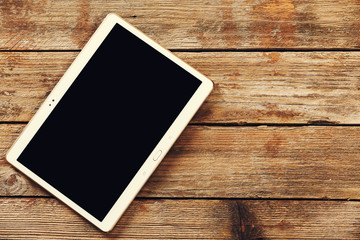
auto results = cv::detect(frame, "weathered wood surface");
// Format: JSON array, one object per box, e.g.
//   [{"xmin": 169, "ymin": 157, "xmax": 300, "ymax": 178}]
[
  {"xmin": 0, "ymin": 198, "xmax": 360, "ymax": 239},
  {"xmin": 1, "ymin": 0, "xmax": 360, "ymax": 50},
  {"xmin": 2, "ymin": 51, "xmax": 360, "ymax": 124},
  {"xmin": 3, "ymin": 124, "xmax": 360, "ymax": 200},
  {"xmin": 2, "ymin": 0, "xmax": 360, "ymax": 238}
]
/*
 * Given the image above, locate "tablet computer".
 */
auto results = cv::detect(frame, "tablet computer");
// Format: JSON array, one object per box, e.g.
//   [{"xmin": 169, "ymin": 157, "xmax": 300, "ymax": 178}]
[{"xmin": 6, "ymin": 13, "xmax": 213, "ymax": 232}]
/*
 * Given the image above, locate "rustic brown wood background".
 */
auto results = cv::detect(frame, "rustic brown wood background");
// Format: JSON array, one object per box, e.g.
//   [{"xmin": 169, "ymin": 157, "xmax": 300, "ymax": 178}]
[{"xmin": 1, "ymin": 0, "xmax": 360, "ymax": 239}]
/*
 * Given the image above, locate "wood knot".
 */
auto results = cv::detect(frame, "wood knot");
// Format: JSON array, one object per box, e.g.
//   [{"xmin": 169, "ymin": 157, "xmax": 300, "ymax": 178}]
[
  {"xmin": 6, "ymin": 174, "xmax": 18, "ymax": 186},
  {"xmin": 2, "ymin": 172, "xmax": 26, "ymax": 195}
]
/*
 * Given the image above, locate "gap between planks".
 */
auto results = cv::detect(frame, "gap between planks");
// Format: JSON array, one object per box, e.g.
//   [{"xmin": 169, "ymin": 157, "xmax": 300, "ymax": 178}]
[
  {"xmin": 3, "ymin": 121, "xmax": 360, "ymax": 127},
  {"xmin": 2, "ymin": 48, "xmax": 360, "ymax": 53},
  {"xmin": 3, "ymin": 196, "xmax": 360, "ymax": 202}
]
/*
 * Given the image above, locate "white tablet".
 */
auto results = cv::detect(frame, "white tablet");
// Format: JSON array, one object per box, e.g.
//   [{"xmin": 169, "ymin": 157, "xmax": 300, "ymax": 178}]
[{"xmin": 6, "ymin": 13, "xmax": 212, "ymax": 232}]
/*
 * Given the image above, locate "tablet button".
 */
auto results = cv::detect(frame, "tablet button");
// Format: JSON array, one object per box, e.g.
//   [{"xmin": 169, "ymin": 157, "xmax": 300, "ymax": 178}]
[{"xmin": 153, "ymin": 150, "xmax": 162, "ymax": 161}]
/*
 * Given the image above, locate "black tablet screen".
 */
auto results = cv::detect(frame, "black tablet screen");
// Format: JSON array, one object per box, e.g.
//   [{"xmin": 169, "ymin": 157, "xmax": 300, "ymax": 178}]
[{"xmin": 17, "ymin": 23, "xmax": 201, "ymax": 221}]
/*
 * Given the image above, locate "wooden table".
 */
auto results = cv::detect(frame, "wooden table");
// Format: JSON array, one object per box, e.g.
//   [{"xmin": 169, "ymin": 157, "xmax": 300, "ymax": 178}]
[{"xmin": 1, "ymin": 0, "xmax": 360, "ymax": 239}]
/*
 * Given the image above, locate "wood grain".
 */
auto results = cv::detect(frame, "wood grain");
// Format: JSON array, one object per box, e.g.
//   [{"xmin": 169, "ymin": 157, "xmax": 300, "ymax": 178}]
[
  {"xmin": 3, "ymin": 124, "xmax": 360, "ymax": 199},
  {"xmin": 0, "ymin": 198, "xmax": 236, "ymax": 239},
  {"xmin": 234, "ymin": 200, "xmax": 360, "ymax": 239},
  {"xmin": 1, "ymin": 0, "xmax": 360, "ymax": 50},
  {"xmin": 2, "ymin": 0, "xmax": 359, "ymax": 238},
  {"xmin": 2, "ymin": 51, "xmax": 360, "ymax": 124},
  {"xmin": 1, "ymin": 198, "xmax": 360, "ymax": 239},
  {"xmin": 143, "ymin": 125, "xmax": 360, "ymax": 199}
]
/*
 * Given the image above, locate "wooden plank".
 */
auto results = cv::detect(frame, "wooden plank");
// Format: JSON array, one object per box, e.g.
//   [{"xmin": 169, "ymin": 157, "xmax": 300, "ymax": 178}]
[
  {"xmin": 1, "ymin": 0, "xmax": 360, "ymax": 50},
  {"xmin": 0, "ymin": 52, "xmax": 69, "ymax": 121},
  {"xmin": 0, "ymin": 198, "xmax": 237, "ymax": 239},
  {"xmin": 0, "ymin": 198, "xmax": 360, "ymax": 239},
  {"xmin": 185, "ymin": 51, "xmax": 360, "ymax": 124},
  {"xmin": 234, "ymin": 200, "xmax": 360, "ymax": 239},
  {"xmin": 3, "ymin": 124, "xmax": 360, "ymax": 199},
  {"xmin": 2, "ymin": 51, "xmax": 360, "ymax": 124},
  {"xmin": 144, "ymin": 125, "xmax": 360, "ymax": 199},
  {"xmin": 0, "ymin": 124, "xmax": 46, "ymax": 196}
]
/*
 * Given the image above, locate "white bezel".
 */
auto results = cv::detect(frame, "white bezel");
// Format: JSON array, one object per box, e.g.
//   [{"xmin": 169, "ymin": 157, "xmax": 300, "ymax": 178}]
[{"xmin": 6, "ymin": 13, "xmax": 213, "ymax": 232}]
